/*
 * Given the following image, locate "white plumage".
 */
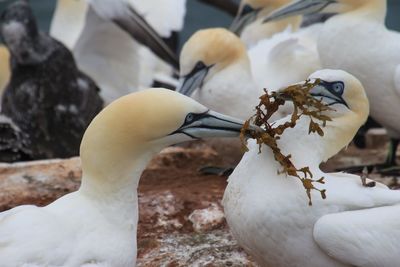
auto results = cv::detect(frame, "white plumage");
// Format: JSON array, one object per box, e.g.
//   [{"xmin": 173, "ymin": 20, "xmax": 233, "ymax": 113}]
[
  {"xmin": 223, "ymin": 69, "xmax": 400, "ymax": 267},
  {"xmin": 50, "ymin": 0, "xmax": 186, "ymax": 104},
  {"xmin": 0, "ymin": 88, "xmax": 251, "ymax": 266}
]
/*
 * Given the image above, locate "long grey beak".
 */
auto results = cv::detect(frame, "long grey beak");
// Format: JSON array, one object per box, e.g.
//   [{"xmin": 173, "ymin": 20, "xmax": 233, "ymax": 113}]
[
  {"xmin": 263, "ymin": 0, "xmax": 335, "ymax": 23},
  {"xmin": 110, "ymin": 6, "xmax": 179, "ymax": 69},
  {"xmin": 177, "ymin": 66, "xmax": 210, "ymax": 96},
  {"xmin": 172, "ymin": 110, "xmax": 263, "ymax": 139},
  {"xmin": 230, "ymin": 5, "xmax": 261, "ymax": 35}
]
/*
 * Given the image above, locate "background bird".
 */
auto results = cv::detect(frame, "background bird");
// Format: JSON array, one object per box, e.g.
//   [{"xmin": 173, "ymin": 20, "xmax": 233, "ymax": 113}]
[
  {"xmin": 50, "ymin": 0, "xmax": 186, "ymax": 104},
  {"xmin": 263, "ymin": 0, "xmax": 400, "ymax": 173},
  {"xmin": 0, "ymin": 0, "xmax": 103, "ymax": 162}
]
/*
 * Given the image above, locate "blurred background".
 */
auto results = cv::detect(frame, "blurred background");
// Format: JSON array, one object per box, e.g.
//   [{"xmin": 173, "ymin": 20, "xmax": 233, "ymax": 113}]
[{"xmin": 1, "ymin": 0, "xmax": 399, "ymax": 50}]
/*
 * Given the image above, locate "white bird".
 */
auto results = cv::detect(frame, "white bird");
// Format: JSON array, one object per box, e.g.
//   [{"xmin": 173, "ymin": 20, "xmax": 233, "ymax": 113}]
[
  {"xmin": 223, "ymin": 69, "xmax": 400, "ymax": 267},
  {"xmin": 50, "ymin": 0, "xmax": 186, "ymax": 104},
  {"xmin": 0, "ymin": 88, "xmax": 257, "ymax": 266},
  {"xmin": 263, "ymin": 0, "xmax": 400, "ymax": 169},
  {"xmin": 231, "ymin": 0, "xmax": 302, "ymax": 47},
  {"xmin": 50, "ymin": 0, "xmax": 89, "ymax": 50},
  {"xmin": 177, "ymin": 28, "xmax": 320, "ymax": 120}
]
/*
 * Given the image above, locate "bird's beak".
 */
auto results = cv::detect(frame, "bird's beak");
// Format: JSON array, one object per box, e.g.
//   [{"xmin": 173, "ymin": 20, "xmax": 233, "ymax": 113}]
[
  {"xmin": 262, "ymin": 0, "xmax": 336, "ymax": 23},
  {"xmin": 172, "ymin": 110, "xmax": 263, "ymax": 139},
  {"xmin": 309, "ymin": 80, "xmax": 348, "ymax": 107},
  {"xmin": 230, "ymin": 5, "xmax": 261, "ymax": 35},
  {"xmin": 177, "ymin": 66, "xmax": 210, "ymax": 96},
  {"xmin": 111, "ymin": 6, "xmax": 179, "ymax": 69}
]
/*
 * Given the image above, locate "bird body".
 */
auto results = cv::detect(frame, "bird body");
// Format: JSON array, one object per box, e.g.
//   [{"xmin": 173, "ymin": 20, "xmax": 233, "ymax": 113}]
[
  {"xmin": 0, "ymin": 192, "xmax": 137, "ymax": 266},
  {"xmin": 224, "ymin": 70, "xmax": 400, "ymax": 267},
  {"xmin": 0, "ymin": 88, "xmax": 255, "ymax": 266},
  {"xmin": 51, "ymin": 0, "xmax": 186, "ymax": 104},
  {"xmin": 317, "ymin": 6, "xmax": 400, "ymax": 138}
]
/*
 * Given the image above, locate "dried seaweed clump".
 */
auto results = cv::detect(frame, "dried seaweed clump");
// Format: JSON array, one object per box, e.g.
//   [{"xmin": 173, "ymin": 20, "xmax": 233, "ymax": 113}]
[{"xmin": 240, "ymin": 79, "xmax": 332, "ymax": 205}]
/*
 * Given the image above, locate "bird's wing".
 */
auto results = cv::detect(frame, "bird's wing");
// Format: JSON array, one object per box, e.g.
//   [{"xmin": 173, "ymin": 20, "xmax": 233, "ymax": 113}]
[
  {"xmin": 128, "ymin": 0, "xmax": 186, "ymax": 38},
  {"xmin": 394, "ymin": 64, "xmax": 400, "ymax": 98},
  {"xmin": 88, "ymin": 0, "xmax": 179, "ymax": 69},
  {"xmin": 314, "ymin": 205, "xmax": 400, "ymax": 267},
  {"xmin": 311, "ymin": 171, "xmax": 400, "ymax": 267}
]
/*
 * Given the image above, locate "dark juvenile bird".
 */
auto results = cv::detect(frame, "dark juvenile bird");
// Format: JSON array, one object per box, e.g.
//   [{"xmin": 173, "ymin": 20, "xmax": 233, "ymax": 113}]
[{"xmin": 0, "ymin": 0, "xmax": 103, "ymax": 162}]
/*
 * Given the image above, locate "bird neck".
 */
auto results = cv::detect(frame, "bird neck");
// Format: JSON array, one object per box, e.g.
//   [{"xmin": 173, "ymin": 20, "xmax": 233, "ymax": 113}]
[
  {"xmin": 78, "ymin": 141, "xmax": 162, "ymax": 203},
  {"xmin": 345, "ymin": 0, "xmax": 387, "ymax": 23},
  {"xmin": 281, "ymin": 109, "xmax": 365, "ymax": 167},
  {"xmin": 319, "ymin": 111, "xmax": 363, "ymax": 161}
]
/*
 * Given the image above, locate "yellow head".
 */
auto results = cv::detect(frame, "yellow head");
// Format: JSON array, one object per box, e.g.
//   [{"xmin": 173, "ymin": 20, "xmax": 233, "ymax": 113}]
[
  {"xmin": 263, "ymin": 0, "xmax": 385, "ymax": 23},
  {"xmin": 178, "ymin": 28, "xmax": 248, "ymax": 96},
  {"xmin": 308, "ymin": 69, "xmax": 369, "ymax": 121},
  {"xmin": 304, "ymin": 69, "xmax": 369, "ymax": 158},
  {"xmin": 80, "ymin": 88, "xmax": 252, "ymax": 180},
  {"xmin": 231, "ymin": 0, "xmax": 301, "ymax": 37}
]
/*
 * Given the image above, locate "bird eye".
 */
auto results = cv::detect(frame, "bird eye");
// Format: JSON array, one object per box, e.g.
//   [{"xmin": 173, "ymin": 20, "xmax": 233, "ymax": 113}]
[
  {"xmin": 185, "ymin": 113, "xmax": 194, "ymax": 123},
  {"xmin": 332, "ymin": 82, "xmax": 344, "ymax": 94},
  {"xmin": 194, "ymin": 61, "xmax": 206, "ymax": 71}
]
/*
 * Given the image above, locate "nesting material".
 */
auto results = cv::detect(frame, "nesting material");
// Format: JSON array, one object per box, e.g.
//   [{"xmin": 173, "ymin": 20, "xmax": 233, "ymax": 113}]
[{"xmin": 241, "ymin": 79, "xmax": 332, "ymax": 205}]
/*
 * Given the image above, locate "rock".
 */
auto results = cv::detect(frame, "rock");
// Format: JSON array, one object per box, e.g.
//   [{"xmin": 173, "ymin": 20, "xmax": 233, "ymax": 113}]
[
  {"xmin": 0, "ymin": 157, "xmax": 81, "ymax": 210},
  {"xmin": 366, "ymin": 128, "xmax": 389, "ymax": 149},
  {"xmin": 189, "ymin": 203, "xmax": 225, "ymax": 232},
  {"xmin": 137, "ymin": 230, "xmax": 258, "ymax": 267}
]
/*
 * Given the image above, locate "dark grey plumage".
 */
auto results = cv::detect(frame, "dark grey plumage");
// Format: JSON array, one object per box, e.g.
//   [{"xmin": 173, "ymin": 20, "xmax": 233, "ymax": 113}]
[{"xmin": 0, "ymin": 0, "xmax": 103, "ymax": 162}]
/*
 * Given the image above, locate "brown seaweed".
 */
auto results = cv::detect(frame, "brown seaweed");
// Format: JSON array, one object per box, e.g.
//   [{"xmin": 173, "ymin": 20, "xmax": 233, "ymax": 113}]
[{"xmin": 241, "ymin": 79, "xmax": 332, "ymax": 205}]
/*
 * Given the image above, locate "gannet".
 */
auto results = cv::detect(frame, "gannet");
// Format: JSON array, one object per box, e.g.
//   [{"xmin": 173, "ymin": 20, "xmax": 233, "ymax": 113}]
[
  {"xmin": 263, "ymin": 0, "xmax": 400, "ymax": 169},
  {"xmin": 231, "ymin": 0, "xmax": 302, "ymax": 47},
  {"xmin": 0, "ymin": 0, "xmax": 103, "ymax": 161},
  {"xmin": 50, "ymin": 0, "xmax": 186, "ymax": 104},
  {"xmin": 49, "ymin": 0, "xmax": 89, "ymax": 51},
  {"xmin": 0, "ymin": 88, "xmax": 258, "ymax": 266},
  {"xmin": 0, "ymin": 45, "xmax": 10, "ymax": 94},
  {"xmin": 223, "ymin": 69, "xmax": 400, "ymax": 267},
  {"xmin": 177, "ymin": 28, "xmax": 320, "ymax": 120}
]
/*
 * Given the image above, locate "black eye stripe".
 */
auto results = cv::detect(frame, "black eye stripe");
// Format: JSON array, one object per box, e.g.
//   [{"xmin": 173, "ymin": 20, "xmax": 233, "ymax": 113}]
[
  {"xmin": 185, "ymin": 61, "xmax": 207, "ymax": 79},
  {"xmin": 240, "ymin": 4, "xmax": 255, "ymax": 16},
  {"xmin": 184, "ymin": 111, "xmax": 209, "ymax": 125},
  {"xmin": 319, "ymin": 80, "xmax": 345, "ymax": 97}
]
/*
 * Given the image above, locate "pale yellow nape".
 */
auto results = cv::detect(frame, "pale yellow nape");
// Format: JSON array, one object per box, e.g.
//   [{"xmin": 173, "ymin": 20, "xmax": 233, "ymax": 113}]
[
  {"xmin": 180, "ymin": 28, "xmax": 248, "ymax": 75},
  {"xmin": 80, "ymin": 88, "xmax": 207, "ymax": 179},
  {"xmin": 337, "ymin": 0, "xmax": 386, "ymax": 20},
  {"xmin": 0, "ymin": 45, "xmax": 10, "ymax": 94}
]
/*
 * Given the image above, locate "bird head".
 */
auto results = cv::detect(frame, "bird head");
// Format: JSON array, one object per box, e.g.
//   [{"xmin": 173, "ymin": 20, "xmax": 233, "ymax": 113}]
[
  {"xmin": 231, "ymin": 0, "xmax": 296, "ymax": 34},
  {"xmin": 306, "ymin": 69, "xmax": 369, "ymax": 121},
  {"xmin": 177, "ymin": 28, "xmax": 248, "ymax": 96},
  {"xmin": 261, "ymin": 0, "xmax": 382, "ymax": 23},
  {"xmin": 80, "ymin": 88, "xmax": 260, "ymax": 179},
  {"xmin": 0, "ymin": 0, "xmax": 42, "ymax": 64}
]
